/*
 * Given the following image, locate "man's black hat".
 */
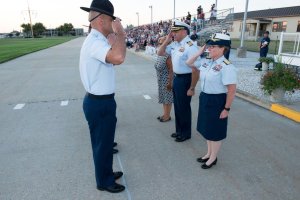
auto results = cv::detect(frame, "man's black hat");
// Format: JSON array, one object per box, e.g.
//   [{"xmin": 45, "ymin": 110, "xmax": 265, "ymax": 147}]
[{"xmin": 80, "ymin": 0, "xmax": 116, "ymax": 20}]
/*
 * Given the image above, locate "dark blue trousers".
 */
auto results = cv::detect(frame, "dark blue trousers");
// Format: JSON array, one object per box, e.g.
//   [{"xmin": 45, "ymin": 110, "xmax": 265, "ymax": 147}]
[
  {"xmin": 260, "ymin": 48, "xmax": 268, "ymax": 57},
  {"xmin": 83, "ymin": 94, "xmax": 117, "ymax": 188},
  {"xmin": 173, "ymin": 74, "xmax": 192, "ymax": 138}
]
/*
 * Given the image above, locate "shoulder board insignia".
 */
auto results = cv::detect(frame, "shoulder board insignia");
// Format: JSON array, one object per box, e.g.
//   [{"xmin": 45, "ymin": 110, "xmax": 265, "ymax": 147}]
[
  {"xmin": 187, "ymin": 41, "xmax": 193, "ymax": 46},
  {"xmin": 223, "ymin": 59, "xmax": 231, "ymax": 65}
]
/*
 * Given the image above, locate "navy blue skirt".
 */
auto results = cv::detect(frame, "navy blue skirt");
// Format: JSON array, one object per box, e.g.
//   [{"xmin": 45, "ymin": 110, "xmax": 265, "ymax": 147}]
[{"xmin": 197, "ymin": 92, "xmax": 228, "ymax": 141}]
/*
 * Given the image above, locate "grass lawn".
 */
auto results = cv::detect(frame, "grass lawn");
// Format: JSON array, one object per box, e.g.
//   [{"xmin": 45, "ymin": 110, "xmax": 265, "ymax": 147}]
[
  {"xmin": 231, "ymin": 39, "xmax": 295, "ymax": 55},
  {"xmin": 0, "ymin": 37, "xmax": 77, "ymax": 64}
]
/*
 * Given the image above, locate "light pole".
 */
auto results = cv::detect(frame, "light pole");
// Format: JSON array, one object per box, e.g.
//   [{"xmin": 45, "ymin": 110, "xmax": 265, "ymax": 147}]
[
  {"xmin": 136, "ymin": 12, "xmax": 139, "ymax": 26},
  {"xmin": 173, "ymin": 0, "xmax": 175, "ymax": 19},
  {"xmin": 237, "ymin": 0, "xmax": 249, "ymax": 58},
  {"xmin": 149, "ymin": 5, "xmax": 153, "ymax": 26},
  {"xmin": 27, "ymin": 0, "xmax": 34, "ymax": 38}
]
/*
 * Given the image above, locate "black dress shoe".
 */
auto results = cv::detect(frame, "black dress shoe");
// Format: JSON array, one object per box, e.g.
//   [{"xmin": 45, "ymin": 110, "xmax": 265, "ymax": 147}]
[
  {"xmin": 196, "ymin": 157, "xmax": 209, "ymax": 163},
  {"xmin": 113, "ymin": 142, "xmax": 117, "ymax": 147},
  {"xmin": 201, "ymin": 158, "xmax": 217, "ymax": 169},
  {"xmin": 97, "ymin": 183, "xmax": 125, "ymax": 193},
  {"xmin": 171, "ymin": 133, "xmax": 178, "ymax": 138},
  {"xmin": 113, "ymin": 171, "xmax": 123, "ymax": 180},
  {"xmin": 175, "ymin": 136, "xmax": 191, "ymax": 142},
  {"xmin": 113, "ymin": 149, "xmax": 118, "ymax": 154}
]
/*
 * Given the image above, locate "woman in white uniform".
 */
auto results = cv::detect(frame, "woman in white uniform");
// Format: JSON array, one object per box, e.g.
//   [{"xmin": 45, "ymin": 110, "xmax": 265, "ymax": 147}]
[{"xmin": 186, "ymin": 33, "xmax": 237, "ymax": 169}]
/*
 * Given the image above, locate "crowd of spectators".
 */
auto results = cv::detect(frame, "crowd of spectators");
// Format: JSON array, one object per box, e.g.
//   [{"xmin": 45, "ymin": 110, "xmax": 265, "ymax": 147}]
[
  {"xmin": 125, "ymin": 4, "xmax": 215, "ymax": 52},
  {"xmin": 125, "ymin": 20, "xmax": 172, "ymax": 51}
]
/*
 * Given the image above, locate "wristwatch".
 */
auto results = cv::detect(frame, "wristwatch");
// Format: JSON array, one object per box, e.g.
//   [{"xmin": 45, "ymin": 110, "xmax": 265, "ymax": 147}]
[{"xmin": 224, "ymin": 107, "xmax": 230, "ymax": 111}]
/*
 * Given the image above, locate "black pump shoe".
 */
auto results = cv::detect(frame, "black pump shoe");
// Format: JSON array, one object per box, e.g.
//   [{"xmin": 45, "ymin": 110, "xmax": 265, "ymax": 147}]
[
  {"xmin": 197, "ymin": 157, "xmax": 209, "ymax": 163},
  {"xmin": 201, "ymin": 158, "xmax": 217, "ymax": 169}
]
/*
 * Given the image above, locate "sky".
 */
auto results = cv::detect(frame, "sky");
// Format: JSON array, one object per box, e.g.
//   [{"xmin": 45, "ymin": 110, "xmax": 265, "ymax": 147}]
[{"xmin": 0, "ymin": 0, "xmax": 299, "ymax": 33}]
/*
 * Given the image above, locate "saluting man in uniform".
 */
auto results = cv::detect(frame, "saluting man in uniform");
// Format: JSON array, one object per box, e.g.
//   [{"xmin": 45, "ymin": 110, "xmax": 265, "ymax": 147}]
[
  {"xmin": 79, "ymin": 0, "xmax": 126, "ymax": 193},
  {"xmin": 157, "ymin": 20, "xmax": 199, "ymax": 142},
  {"xmin": 186, "ymin": 33, "xmax": 237, "ymax": 169}
]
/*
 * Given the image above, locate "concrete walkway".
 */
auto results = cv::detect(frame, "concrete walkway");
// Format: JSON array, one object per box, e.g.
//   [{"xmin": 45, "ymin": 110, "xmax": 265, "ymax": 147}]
[{"xmin": 0, "ymin": 37, "xmax": 299, "ymax": 200}]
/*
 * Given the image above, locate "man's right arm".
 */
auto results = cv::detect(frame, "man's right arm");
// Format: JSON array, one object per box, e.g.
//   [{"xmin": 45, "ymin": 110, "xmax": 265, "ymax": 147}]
[{"xmin": 106, "ymin": 19, "xmax": 126, "ymax": 65}]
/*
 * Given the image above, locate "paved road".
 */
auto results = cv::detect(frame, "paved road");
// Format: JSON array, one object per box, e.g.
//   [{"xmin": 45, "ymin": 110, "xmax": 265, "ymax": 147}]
[{"xmin": 0, "ymin": 37, "xmax": 299, "ymax": 200}]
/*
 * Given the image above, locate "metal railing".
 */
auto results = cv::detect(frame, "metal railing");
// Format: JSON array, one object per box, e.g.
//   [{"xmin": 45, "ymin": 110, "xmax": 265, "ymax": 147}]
[{"xmin": 276, "ymin": 32, "xmax": 300, "ymax": 76}]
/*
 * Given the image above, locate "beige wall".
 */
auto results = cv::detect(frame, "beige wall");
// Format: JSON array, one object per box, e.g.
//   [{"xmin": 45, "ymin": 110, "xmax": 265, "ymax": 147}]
[{"xmin": 228, "ymin": 16, "xmax": 300, "ymax": 41}]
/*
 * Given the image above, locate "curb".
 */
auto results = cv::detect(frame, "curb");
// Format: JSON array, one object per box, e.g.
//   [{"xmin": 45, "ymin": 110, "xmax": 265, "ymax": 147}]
[
  {"xmin": 127, "ymin": 49, "xmax": 300, "ymax": 123},
  {"xmin": 236, "ymin": 89, "xmax": 300, "ymax": 123},
  {"xmin": 270, "ymin": 104, "xmax": 300, "ymax": 123}
]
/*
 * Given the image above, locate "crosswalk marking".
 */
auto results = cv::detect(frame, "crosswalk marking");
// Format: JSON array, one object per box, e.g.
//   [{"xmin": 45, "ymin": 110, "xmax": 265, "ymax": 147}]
[
  {"xmin": 13, "ymin": 104, "xmax": 25, "ymax": 110},
  {"xmin": 60, "ymin": 101, "xmax": 69, "ymax": 106},
  {"xmin": 143, "ymin": 95, "xmax": 151, "ymax": 100}
]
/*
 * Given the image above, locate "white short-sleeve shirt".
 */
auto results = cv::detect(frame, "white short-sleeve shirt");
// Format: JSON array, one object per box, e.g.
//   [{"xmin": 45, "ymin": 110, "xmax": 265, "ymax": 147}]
[
  {"xmin": 195, "ymin": 56, "xmax": 237, "ymax": 94},
  {"xmin": 165, "ymin": 36, "xmax": 199, "ymax": 74},
  {"xmin": 79, "ymin": 29, "xmax": 115, "ymax": 95}
]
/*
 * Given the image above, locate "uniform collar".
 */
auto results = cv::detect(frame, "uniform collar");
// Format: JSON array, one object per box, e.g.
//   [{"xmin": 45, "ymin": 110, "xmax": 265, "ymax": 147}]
[
  {"xmin": 212, "ymin": 55, "xmax": 225, "ymax": 64},
  {"xmin": 90, "ymin": 28, "xmax": 107, "ymax": 41},
  {"xmin": 179, "ymin": 35, "xmax": 190, "ymax": 46}
]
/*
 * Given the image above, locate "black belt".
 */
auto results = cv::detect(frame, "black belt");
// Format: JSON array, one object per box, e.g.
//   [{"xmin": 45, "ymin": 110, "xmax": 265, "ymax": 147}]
[
  {"xmin": 86, "ymin": 92, "xmax": 114, "ymax": 99},
  {"xmin": 174, "ymin": 73, "xmax": 191, "ymax": 77}
]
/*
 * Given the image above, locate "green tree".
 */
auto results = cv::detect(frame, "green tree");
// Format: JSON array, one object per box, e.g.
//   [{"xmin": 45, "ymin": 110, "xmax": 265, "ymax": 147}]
[
  {"xmin": 33, "ymin": 22, "xmax": 46, "ymax": 37},
  {"xmin": 21, "ymin": 23, "xmax": 31, "ymax": 36},
  {"xmin": 56, "ymin": 23, "xmax": 74, "ymax": 36},
  {"xmin": 126, "ymin": 24, "xmax": 134, "ymax": 29}
]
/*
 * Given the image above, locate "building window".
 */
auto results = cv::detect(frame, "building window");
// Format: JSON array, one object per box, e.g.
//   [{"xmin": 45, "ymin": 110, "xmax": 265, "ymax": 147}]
[
  {"xmin": 239, "ymin": 23, "xmax": 251, "ymax": 31},
  {"xmin": 297, "ymin": 21, "xmax": 300, "ymax": 32},
  {"xmin": 272, "ymin": 21, "xmax": 287, "ymax": 32}
]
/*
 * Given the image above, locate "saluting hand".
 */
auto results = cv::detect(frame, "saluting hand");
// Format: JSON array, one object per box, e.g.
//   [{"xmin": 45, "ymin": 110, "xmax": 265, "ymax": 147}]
[
  {"xmin": 165, "ymin": 32, "xmax": 173, "ymax": 44},
  {"xmin": 112, "ymin": 18, "xmax": 125, "ymax": 36},
  {"xmin": 199, "ymin": 44, "xmax": 206, "ymax": 55}
]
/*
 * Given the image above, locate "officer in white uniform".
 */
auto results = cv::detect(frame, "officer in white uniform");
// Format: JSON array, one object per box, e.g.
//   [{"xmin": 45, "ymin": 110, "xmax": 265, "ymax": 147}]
[
  {"xmin": 186, "ymin": 33, "xmax": 237, "ymax": 169},
  {"xmin": 79, "ymin": 0, "xmax": 126, "ymax": 193},
  {"xmin": 157, "ymin": 20, "xmax": 199, "ymax": 142}
]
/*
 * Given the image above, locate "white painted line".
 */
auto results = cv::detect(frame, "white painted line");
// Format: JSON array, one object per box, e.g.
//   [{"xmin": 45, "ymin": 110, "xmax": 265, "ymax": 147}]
[
  {"xmin": 143, "ymin": 95, "xmax": 151, "ymax": 100},
  {"xmin": 117, "ymin": 154, "xmax": 132, "ymax": 200},
  {"xmin": 60, "ymin": 101, "xmax": 69, "ymax": 106},
  {"xmin": 13, "ymin": 104, "xmax": 25, "ymax": 110}
]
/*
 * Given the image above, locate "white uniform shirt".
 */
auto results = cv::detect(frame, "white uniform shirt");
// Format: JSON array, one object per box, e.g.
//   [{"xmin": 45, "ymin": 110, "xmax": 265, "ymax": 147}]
[
  {"xmin": 166, "ymin": 36, "xmax": 198, "ymax": 74},
  {"xmin": 79, "ymin": 29, "xmax": 115, "ymax": 95},
  {"xmin": 195, "ymin": 56, "xmax": 237, "ymax": 94}
]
